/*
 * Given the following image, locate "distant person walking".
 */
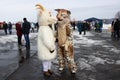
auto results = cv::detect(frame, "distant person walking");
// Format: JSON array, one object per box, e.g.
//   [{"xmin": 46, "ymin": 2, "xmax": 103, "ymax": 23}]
[
  {"xmin": 77, "ymin": 21, "xmax": 83, "ymax": 35},
  {"xmin": 113, "ymin": 19, "xmax": 120, "ymax": 40},
  {"xmin": 95, "ymin": 21, "xmax": 100, "ymax": 32},
  {"xmin": 35, "ymin": 22, "xmax": 39, "ymax": 32},
  {"xmin": 15, "ymin": 22, "xmax": 23, "ymax": 48},
  {"xmin": 22, "ymin": 18, "xmax": 31, "ymax": 48},
  {"xmin": 8, "ymin": 22, "xmax": 12, "ymax": 34},
  {"xmin": 71, "ymin": 21, "xmax": 76, "ymax": 30},
  {"xmin": 3, "ymin": 21, "xmax": 8, "ymax": 35},
  {"xmin": 82, "ymin": 21, "xmax": 87, "ymax": 35},
  {"xmin": 111, "ymin": 20, "xmax": 115, "ymax": 37},
  {"xmin": 31, "ymin": 23, "xmax": 35, "ymax": 33},
  {"xmin": 99, "ymin": 21, "xmax": 103, "ymax": 32}
]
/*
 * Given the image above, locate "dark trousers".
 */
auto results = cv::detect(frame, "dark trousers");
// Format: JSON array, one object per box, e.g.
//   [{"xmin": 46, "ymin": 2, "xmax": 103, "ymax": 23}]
[
  {"xmin": 79, "ymin": 30, "xmax": 86, "ymax": 35},
  {"xmin": 114, "ymin": 30, "xmax": 120, "ymax": 39},
  {"xmin": 83, "ymin": 30, "xmax": 86, "ymax": 35},
  {"xmin": 18, "ymin": 36, "xmax": 22, "ymax": 45},
  {"xmin": 24, "ymin": 34, "xmax": 30, "ymax": 48},
  {"xmin": 9, "ymin": 29, "xmax": 12, "ymax": 34},
  {"xmin": 4, "ymin": 29, "xmax": 7, "ymax": 35}
]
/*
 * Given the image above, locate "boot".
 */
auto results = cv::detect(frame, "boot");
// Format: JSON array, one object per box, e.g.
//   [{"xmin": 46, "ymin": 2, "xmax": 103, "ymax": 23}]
[
  {"xmin": 59, "ymin": 62, "xmax": 65, "ymax": 71},
  {"xmin": 70, "ymin": 64, "xmax": 77, "ymax": 74},
  {"xmin": 48, "ymin": 70, "xmax": 53, "ymax": 75},
  {"xmin": 43, "ymin": 71, "xmax": 51, "ymax": 76}
]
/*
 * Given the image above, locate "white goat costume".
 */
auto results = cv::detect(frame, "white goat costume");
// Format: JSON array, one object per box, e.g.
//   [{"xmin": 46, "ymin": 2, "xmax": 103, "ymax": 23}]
[{"xmin": 36, "ymin": 4, "xmax": 57, "ymax": 72}]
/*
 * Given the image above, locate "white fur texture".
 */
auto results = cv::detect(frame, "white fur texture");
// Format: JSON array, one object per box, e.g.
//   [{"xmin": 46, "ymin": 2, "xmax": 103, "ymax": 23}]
[{"xmin": 37, "ymin": 26, "xmax": 56, "ymax": 61}]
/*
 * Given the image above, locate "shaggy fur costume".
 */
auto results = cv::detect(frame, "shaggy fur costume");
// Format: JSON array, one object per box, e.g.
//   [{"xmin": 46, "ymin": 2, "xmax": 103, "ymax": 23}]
[
  {"xmin": 36, "ymin": 4, "xmax": 57, "ymax": 61},
  {"xmin": 36, "ymin": 4, "xmax": 57, "ymax": 76},
  {"xmin": 55, "ymin": 9, "xmax": 77, "ymax": 73}
]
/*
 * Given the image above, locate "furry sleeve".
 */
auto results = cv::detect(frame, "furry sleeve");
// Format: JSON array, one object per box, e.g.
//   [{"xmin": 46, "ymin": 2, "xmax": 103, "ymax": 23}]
[{"xmin": 41, "ymin": 27, "xmax": 55, "ymax": 51}]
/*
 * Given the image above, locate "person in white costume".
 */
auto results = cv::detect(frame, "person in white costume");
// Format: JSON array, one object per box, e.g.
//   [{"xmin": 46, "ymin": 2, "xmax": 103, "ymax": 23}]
[{"xmin": 36, "ymin": 4, "xmax": 57, "ymax": 76}]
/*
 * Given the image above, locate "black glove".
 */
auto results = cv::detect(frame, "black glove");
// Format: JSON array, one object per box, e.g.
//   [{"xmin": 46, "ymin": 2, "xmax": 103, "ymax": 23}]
[
  {"xmin": 55, "ymin": 38, "xmax": 58, "ymax": 42},
  {"xmin": 50, "ymin": 50, "xmax": 54, "ymax": 53}
]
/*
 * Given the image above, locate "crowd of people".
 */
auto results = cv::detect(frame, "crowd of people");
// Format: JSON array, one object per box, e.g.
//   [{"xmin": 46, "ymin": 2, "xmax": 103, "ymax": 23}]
[
  {"xmin": 3, "ymin": 21, "xmax": 13, "ymax": 35},
  {"xmin": 71, "ymin": 19, "xmax": 120, "ymax": 41},
  {"xmin": 2, "ymin": 18, "xmax": 39, "ymax": 49},
  {"xmin": 15, "ymin": 18, "xmax": 39, "ymax": 49},
  {"xmin": 15, "ymin": 18, "xmax": 31, "ymax": 49},
  {"xmin": 76, "ymin": 21, "xmax": 90, "ymax": 35},
  {"xmin": 71, "ymin": 20, "xmax": 104, "ymax": 35}
]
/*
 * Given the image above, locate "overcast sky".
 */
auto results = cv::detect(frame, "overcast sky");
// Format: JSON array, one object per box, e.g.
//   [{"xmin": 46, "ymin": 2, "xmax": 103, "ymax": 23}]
[{"xmin": 0, "ymin": 0, "xmax": 120, "ymax": 23}]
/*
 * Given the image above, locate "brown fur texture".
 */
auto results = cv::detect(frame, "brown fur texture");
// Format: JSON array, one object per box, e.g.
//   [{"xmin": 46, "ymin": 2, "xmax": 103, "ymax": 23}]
[{"xmin": 55, "ymin": 9, "xmax": 77, "ymax": 73}]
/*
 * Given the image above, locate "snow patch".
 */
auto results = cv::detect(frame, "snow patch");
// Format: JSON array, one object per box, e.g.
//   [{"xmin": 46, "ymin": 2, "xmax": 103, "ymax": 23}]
[
  {"xmin": 110, "ymin": 48, "xmax": 120, "ymax": 53},
  {"xmin": 0, "ymin": 33, "xmax": 37, "ymax": 44},
  {"xmin": 116, "ymin": 60, "xmax": 120, "ymax": 65},
  {"xmin": 73, "ymin": 32, "xmax": 104, "ymax": 47},
  {"xmin": 77, "ymin": 58, "xmax": 95, "ymax": 71},
  {"xmin": 88, "ymin": 55, "xmax": 106, "ymax": 65}
]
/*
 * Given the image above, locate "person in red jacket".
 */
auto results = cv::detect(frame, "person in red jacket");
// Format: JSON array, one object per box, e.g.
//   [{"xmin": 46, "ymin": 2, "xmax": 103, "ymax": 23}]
[{"xmin": 15, "ymin": 22, "xmax": 23, "ymax": 48}]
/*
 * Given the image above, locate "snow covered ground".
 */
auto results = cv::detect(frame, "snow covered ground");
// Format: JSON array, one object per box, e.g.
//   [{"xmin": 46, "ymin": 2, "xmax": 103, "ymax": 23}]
[
  {"xmin": 0, "ymin": 33, "xmax": 37, "ymax": 44},
  {"xmin": 0, "ymin": 24, "xmax": 119, "ymax": 69},
  {"xmin": 73, "ymin": 30, "xmax": 120, "ymax": 72},
  {"xmin": 1, "ymin": 26, "xmax": 120, "ymax": 80}
]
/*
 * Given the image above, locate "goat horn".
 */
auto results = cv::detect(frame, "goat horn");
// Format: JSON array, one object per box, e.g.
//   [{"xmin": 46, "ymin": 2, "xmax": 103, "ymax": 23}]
[{"xmin": 35, "ymin": 4, "xmax": 45, "ymax": 11}]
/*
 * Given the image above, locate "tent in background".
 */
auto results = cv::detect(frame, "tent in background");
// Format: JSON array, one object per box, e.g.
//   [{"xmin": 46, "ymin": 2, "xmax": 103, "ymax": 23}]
[{"xmin": 84, "ymin": 17, "xmax": 102, "ymax": 22}]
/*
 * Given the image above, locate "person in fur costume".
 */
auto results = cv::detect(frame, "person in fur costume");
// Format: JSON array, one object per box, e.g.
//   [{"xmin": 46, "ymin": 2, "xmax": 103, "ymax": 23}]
[
  {"xmin": 55, "ymin": 9, "xmax": 77, "ymax": 73},
  {"xmin": 36, "ymin": 4, "xmax": 57, "ymax": 76}
]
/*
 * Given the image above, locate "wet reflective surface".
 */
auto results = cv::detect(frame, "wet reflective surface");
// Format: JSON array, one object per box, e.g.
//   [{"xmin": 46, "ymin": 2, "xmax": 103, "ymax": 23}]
[
  {"xmin": 1, "ymin": 30, "xmax": 120, "ymax": 80},
  {"xmin": 0, "ymin": 50, "xmax": 18, "ymax": 80},
  {"xmin": 0, "ymin": 30, "xmax": 37, "ymax": 80}
]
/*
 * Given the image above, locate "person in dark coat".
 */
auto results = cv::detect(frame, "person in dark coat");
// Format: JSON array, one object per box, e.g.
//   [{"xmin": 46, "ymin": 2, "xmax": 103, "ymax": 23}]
[
  {"xmin": 3, "ymin": 21, "xmax": 8, "ymax": 35},
  {"xmin": 15, "ymin": 22, "xmax": 23, "ymax": 48},
  {"xmin": 99, "ymin": 21, "xmax": 103, "ymax": 32},
  {"xmin": 94, "ymin": 21, "xmax": 100, "ymax": 32},
  {"xmin": 77, "ymin": 21, "xmax": 83, "ymax": 35},
  {"xmin": 114, "ymin": 19, "xmax": 120, "ymax": 40},
  {"xmin": 82, "ymin": 21, "xmax": 87, "ymax": 35},
  {"xmin": 71, "ymin": 21, "xmax": 76, "ymax": 30},
  {"xmin": 111, "ymin": 20, "xmax": 115, "ymax": 37},
  {"xmin": 22, "ymin": 18, "xmax": 31, "ymax": 48},
  {"xmin": 8, "ymin": 22, "xmax": 12, "ymax": 34},
  {"xmin": 35, "ymin": 22, "xmax": 39, "ymax": 32}
]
